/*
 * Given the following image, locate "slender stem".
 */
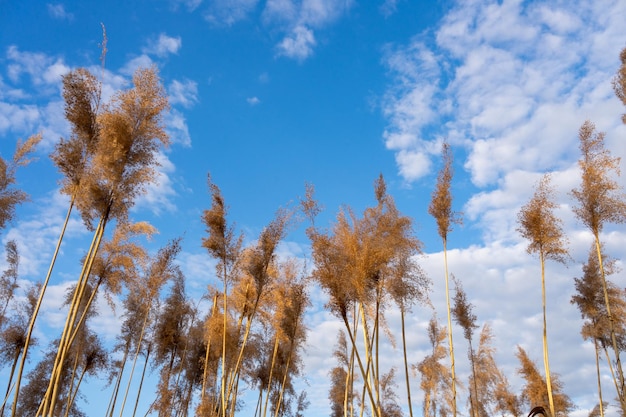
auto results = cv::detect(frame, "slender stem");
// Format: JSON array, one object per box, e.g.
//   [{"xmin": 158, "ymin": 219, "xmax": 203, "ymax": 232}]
[
  {"xmin": 131, "ymin": 344, "xmax": 151, "ymax": 417},
  {"xmin": 341, "ymin": 312, "xmax": 378, "ymax": 417},
  {"xmin": 119, "ymin": 303, "xmax": 152, "ymax": 417},
  {"xmin": 594, "ymin": 338, "xmax": 605, "ymax": 417},
  {"xmin": 443, "ymin": 238, "xmax": 457, "ymax": 416},
  {"xmin": 400, "ymin": 306, "xmax": 414, "ymax": 417},
  {"xmin": 48, "ymin": 218, "xmax": 106, "ymax": 416},
  {"xmin": 0, "ymin": 349, "xmax": 20, "ymax": 415},
  {"xmin": 274, "ymin": 317, "xmax": 300, "ymax": 417},
  {"xmin": 540, "ymin": 251, "xmax": 556, "ymax": 417},
  {"xmin": 201, "ymin": 295, "xmax": 218, "ymax": 404},
  {"xmin": 106, "ymin": 347, "xmax": 128, "ymax": 417},
  {"xmin": 262, "ymin": 335, "xmax": 280, "ymax": 417},
  {"xmin": 595, "ymin": 235, "xmax": 626, "ymax": 405},
  {"xmin": 11, "ymin": 198, "xmax": 74, "ymax": 417}
]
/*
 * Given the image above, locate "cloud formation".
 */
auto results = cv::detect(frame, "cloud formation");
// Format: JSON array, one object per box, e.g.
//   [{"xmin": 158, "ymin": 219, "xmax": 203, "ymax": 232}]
[
  {"xmin": 143, "ymin": 33, "xmax": 183, "ymax": 57},
  {"xmin": 47, "ymin": 3, "xmax": 74, "ymax": 20},
  {"xmin": 382, "ymin": 0, "xmax": 626, "ymax": 186}
]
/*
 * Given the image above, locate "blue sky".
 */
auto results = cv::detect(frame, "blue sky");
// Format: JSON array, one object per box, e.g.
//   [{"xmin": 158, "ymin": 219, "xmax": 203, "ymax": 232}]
[{"xmin": 1, "ymin": 0, "xmax": 626, "ymax": 416}]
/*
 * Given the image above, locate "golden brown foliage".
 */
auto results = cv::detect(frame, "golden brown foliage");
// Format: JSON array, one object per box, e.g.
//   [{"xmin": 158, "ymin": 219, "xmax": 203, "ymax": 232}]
[
  {"xmin": 202, "ymin": 174, "xmax": 243, "ymax": 282},
  {"xmin": 517, "ymin": 174, "xmax": 568, "ymax": 263},
  {"xmin": 451, "ymin": 276, "xmax": 477, "ymax": 343},
  {"xmin": 416, "ymin": 317, "xmax": 451, "ymax": 417},
  {"xmin": 428, "ymin": 142, "xmax": 461, "ymax": 241},
  {"xmin": 51, "ymin": 69, "xmax": 101, "ymax": 198},
  {"xmin": 308, "ymin": 176, "xmax": 422, "ymax": 319},
  {"xmin": 571, "ymin": 244, "xmax": 626, "ymax": 349},
  {"xmin": 516, "ymin": 347, "xmax": 574, "ymax": 416},
  {"xmin": 571, "ymin": 121, "xmax": 626, "ymax": 235},
  {"xmin": 613, "ymin": 46, "xmax": 626, "ymax": 124},
  {"xmin": 470, "ymin": 325, "xmax": 521, "ymax": 417},
  {"xmin": 0, "ymin": 134, "xmax": 41, "ymax": 230}
]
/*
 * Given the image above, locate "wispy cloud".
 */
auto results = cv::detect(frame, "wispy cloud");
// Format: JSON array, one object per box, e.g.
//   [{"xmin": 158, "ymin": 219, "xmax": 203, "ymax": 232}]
[
  {"xmin": 270, "ymin": 0, "xmax": 353, "ymax": 61},
  {"xmin": 133, "ymin": 151, "xmax": 179, "ymax": 215},
  {"xmin": 47, "ymin": 3, "xmax": 74, "ymax": 20},
  {"xmin": 204, "ymin": 0, "xmax": 260, "ymax": 26},
  {"xmin": 168, "ymin": 79, "xmax": 199, "ymax": 108}
]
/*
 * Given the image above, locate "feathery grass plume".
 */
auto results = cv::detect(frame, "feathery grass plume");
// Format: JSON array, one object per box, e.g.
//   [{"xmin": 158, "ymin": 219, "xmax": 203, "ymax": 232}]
[
  {"xmin": 571, "ymin": 244, "xmax": 626, "ymax": 417},
  {"xmin": 269, "ymin": 262, "xmax": 309, "ymax": 417},
  {"xmin": 570, "ymin": 120, "xmax": 626, "ymax": 408},
  {"xmin": 0, "ymin": 241, "xmax": 19, "ymax": 329},
  {"xmin": 79, "ymin": 66, "xmax": 169, "ymax": 227},
  {"xmin": 517, "ymin": 173, "xmax": 568, "ymax": 417},
  {"xmin": 16, "ymin": 341, "xmax": 83, "ymax": 417},
  {"xmin": 416, "ymin": 316, "xmax": 451, "ymax": 417},
  {"xmin": 588, "ymin": 402, "xmax": 608, "ymax": 417},
  {"xmin": 516, "ymin": 347, "xmax": 574, "ymax": 417},
  {"xmin": 14, "ymin": 67, "xmax": 104, "ymax": 417},
  {"xmin": 308, "ymin": 175, "xmax": 422, "ymax": 417},
  {"xmin": 150, "ymin": 269, "xmax": 192, "ymax": 417},
  {"xmin": 0, "ymin": 282, "xmax": 39, "ymax": 415},
  {"xmin": 0, "ymin": 133, "xmax": 41, "ymax": 231},
  {"xmin": 428, "ymin": 141, "xmax": 462, "ymax": 417},
  {"xmin": 470, "ymin": 324, "xmax": 521, "ymax": 416},
  {"xmin": 451, "ymin": 276, "xmax": 479, "ymax": 417},
  {"xmin": 223, "ymin": 207, "xmax": 294, "ymax": 417},
  {"xmin": 300, "ymin": 182, "xmax": 322, "ymax": 225},
  {"xmin": 62, "ymin": 330, "xmax": 108, "ymax": 416},
  {"xmin": 517, "ymin": 174, "xmax": 569, "ymax": 263},
  {"xmin": 201, "ymin": 174, "xmax": 243, "ymax": 417},
  {"xmin": 328, "ymin": 330, "xmax": 356, "ymax": 417},
  {"xmin": 571, "ymin": 121, "xmax": 626, "ymax": 234},
  {"xmin": 386, "ymin": 225, "xmax": 429, "ymax": 417},
  {"xmin": 39, "ymin": 65, "xmax": 170, "ymax": 417},
  {"xmin": 613, "ymin": 46, "xmax": 626, "ymax": 124}
]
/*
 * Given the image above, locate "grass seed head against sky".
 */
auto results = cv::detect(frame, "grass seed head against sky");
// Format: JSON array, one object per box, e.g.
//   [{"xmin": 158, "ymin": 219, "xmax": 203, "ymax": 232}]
[{"xmin": 1, "ymin": 0, "xmax": 626, "ymax": 416}]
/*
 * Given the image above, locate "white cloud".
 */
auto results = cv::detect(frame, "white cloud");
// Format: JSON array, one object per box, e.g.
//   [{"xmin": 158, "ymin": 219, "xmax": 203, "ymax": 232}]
[
  {"xmin": 395, "ymin": 149, "xmax": 432, "ymax": 183},
  {"xmin": 165, "ymin": 108, "xmax": 192, "ymax": 147},
  {"xmin": 379, "ymin": 0, "xmax": 399, "ymax": 17},
  {"xmin": 382, "ymin": 0, "xmax": 626, "ymax": 185},
  {"xmin": 168, "ymin": 79, "xmax": 199, "ymax": 108},
  {"xmin": 171, "ymin": 0, "xmax": 203, "ymax": 12},
  {"xmin": 6, "ymin": 46, "xmax": 69, "ymax": 87},
  {"xmin": 299, "ymin": 0, "xmax": 351, "ymax": 27},
  {"xmin": 246, "ymin": 96, "xmax": 260, "ymax": 105},
  {"xmin": 47, "ymin": 3, "xmax": 73, "ymax": 20},
  {"xmin": 276, "ymin": 25, "xmax": 316, "ymax": 61},
  {"xmin": 132, "ymin": 151, "xmax": 179, "ymax": 215},
  {"xmin": 143, "ymin": 33, "xmax": 182, "ymax": 57},
  {"xmin": 204, "ymin": 0, "xmax": 260, "ymax": 26},
  {"xmin": 120, "ymin": 54, "xmax": 154, "ymax": 76},
  {"xmin": 266, "ymin": 0, "xmax": 352, "ymax": 61},
  {"xmin": 263, "ymin": 0, "xmax": 298, "ymax": 24}
]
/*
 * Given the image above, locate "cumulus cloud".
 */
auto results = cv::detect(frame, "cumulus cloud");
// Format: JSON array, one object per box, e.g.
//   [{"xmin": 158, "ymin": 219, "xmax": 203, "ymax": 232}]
[
  {"xmin": 382, "ymin": 0, "xmax": 626, "ymax": 186},
  {"xmin": 143, "ymin": 33, "xmax": 182, "ymax": 57},
  {"xmin": 120, "ymin": 54, "xmax": 154, "ymax": 76},
  {"xmin": 6, "ymin": 46, "xmax": 69, "ymax": 87},
  {"xmin": 276, "ymin": 25, "xmax": 316, "ymax": 61},
  {"xmin": 264, "ymin": 0, "xmax": 352, "ymax": 61}
]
